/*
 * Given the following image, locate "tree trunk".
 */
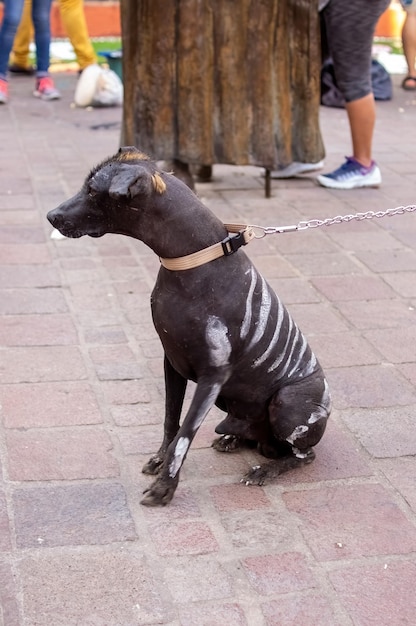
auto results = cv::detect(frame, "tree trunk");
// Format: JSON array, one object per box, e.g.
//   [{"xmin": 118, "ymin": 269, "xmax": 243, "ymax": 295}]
[{"xmin": 120, "ymin": 0, "xmax": 324, "ymax": 170}]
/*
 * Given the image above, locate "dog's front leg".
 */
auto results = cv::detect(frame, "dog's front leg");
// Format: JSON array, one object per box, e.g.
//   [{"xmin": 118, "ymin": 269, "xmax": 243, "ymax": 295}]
[
  {"xmin": 141, "ymin": 377, "xmax": 223, "ymax": 506},
  {"xmin": 142, "ymin": 356, "xmax": 187, "ymax": 475}
]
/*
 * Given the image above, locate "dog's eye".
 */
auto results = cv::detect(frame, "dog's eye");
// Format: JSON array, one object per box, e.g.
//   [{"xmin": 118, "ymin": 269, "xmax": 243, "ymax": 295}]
[{"xmin": 88, "ymin": 188, "xmax": 97, "ymax": 198}]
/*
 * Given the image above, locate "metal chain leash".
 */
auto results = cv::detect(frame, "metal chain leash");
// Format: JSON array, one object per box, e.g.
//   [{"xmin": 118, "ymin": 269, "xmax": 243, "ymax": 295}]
[{"xmin": 249, "ymin": 204, "xmax": 416, "ymax": 237}]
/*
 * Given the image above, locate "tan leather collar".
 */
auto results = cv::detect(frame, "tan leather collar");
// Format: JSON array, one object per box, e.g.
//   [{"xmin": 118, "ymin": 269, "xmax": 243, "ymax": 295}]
[{"xmin": 160, "ymin": 224, "xmax": 255, "ymax": 271}]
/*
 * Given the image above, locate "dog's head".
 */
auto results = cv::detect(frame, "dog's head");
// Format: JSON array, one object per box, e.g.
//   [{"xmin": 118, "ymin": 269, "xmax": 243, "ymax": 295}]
[{"xmin": 47, "ymin": 147, "xmax": 169, "ymax": 239}]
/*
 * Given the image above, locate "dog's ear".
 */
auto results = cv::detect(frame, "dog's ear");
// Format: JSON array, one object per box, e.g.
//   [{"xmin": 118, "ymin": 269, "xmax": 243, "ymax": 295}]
[{"xmin": 108, "ymin": 165, "xmax": 153, "ymax": 200}]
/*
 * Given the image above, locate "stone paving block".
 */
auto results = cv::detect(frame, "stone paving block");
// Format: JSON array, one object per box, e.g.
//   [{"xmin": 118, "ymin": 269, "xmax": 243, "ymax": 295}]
[
  {"xmin": 0, "ymin": 264, "xmax": 60, "ymax": 288},
  {"xmin": 83, "ymin": 325, "xmax": 127, "ymax": 344},
  {"xmin": 340, "ymin": 406, "xmax": 416, "ymax": 457},
  {"xmin": 356, "ymin": 248, "xmax": 416, "ymax": 272},
  {"xmin": 19, "ymin": 550, "xmax": 169, "ymax": 625},
  {"xmin": 365, "ymin": 325, "xmax": 416, "ymax": 363},
  {"xmin": 100, "ymin": 379, "xmax": 153, "ymax": 405},
  {"xmin": 111, "ymin": 403, "xmax": 163, "ymax": 427},
  {"xmin": 261, "ymin": 593, "xmax": 338, "ymax": 626},
  {"xmin": 1, "ymin": 381, "xmax": 102, "ymax": 428},
  {"xmin": 13, "ymin": 483, "xmax": 136, "ymax": 548},
  {"xmin": 249, "ymin": 253, "xmax": 296, "ymax": 278},
  {"xmin": 185, "ymin": 446, "xmax": 251, "ymax": 478},
  {"xmin": 0, "ymin": 491, "xmax": 12, "ymax": 552},
  {"xmin": 6, "ymin": 429, "xmax": 119, "ymax": 481},
  {"xmin": 327, "ymin": 364, "xmax": 416, "ymax": 409},
  {"xmin": 309, "ymin": 332, "xmax": 381, "ymax": 368},
  {"xmin": 282, "ymin": 483, "xmax": 416, "ymax": 561},
  {"xmin": 329, "ymin": 561, "xmax": 416, "ymax": 626},
  {"xmin": 0, "ymin": 194, "xmax": 35, "ymax": 210},
  {"xmin": 0, "ymin": 313, "xmax": 76, "ymax": 345},
  {"xmin": 1, "ymin": 346, "xmax": 87, "ymax": 383},
  {"xmin": 219, "ymin": 509, "xmax": 299, "ymax": 554},
  {"xmin": 289, "ymin": 302, "xmax": 349, "ymax": 334},
  {"xmin": 0, "ymin": 210, "xmax": 38, "ymax": 225},
  {"xmin": 311, "ymin": 275, "xmax": 396, "ymax": 302},
  {"xmin": 241, "ymin": 552, "xmax": 315, "ymax": 595},
  {"xmin": 335, "ymin": 298, "xmax": 415, "ymax": 330},
  {"xmin": 117, "ymin": 425, "xmax": 166, "ymax": 456},
  {"xmin": 382, "ymin": 271, "xmax": 416, "ymax": 298},
  {"xmin": 0, "ymin": 288, "xmax": 68, "ymax": 315},
  {"xmin": 0, "ymin": 225, "xmax": 45, "ymax": 244},
  {"xmin": 377, "ymin": 457, "xmax": 416, "ymax": 513},
  {"xmin": 399, "ymin": 362, "xmax": 416, "ymax": 386},
  {"xmin": 326, "ymin": 226, "xmax": 401, "ymax": 251},
  {"xmin": 267, "ymin": 277, "xmax": 322, "ymax": 304},
  {"xmin": 147, "ymin": 519, "xmax": 219, "ymax": 556},
  {"xmin": 0, "ymin": 244, "xmax": 50, "ymax": 264},
  {"xmin": 163, "ymin": 556, "xmax": 234, "ymax": 603},
  {"xmin": 178, "ymin": 602, "xmax": 248, "ymax": 626},
  {"xmin": 286, "ymin": 251, "xmax": 361, "ymax": 276},
  {"xmin": 209, "ymin": 484, "xmax": 271, "ymax": 512},
  {"xmin": 0, "ymin": 561, "xmax": 20, "ymax": 626}
]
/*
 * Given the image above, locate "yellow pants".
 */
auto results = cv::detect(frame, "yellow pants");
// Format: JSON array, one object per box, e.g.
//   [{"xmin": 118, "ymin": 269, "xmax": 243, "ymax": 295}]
[{"xmin": 11, "ymin": 0, "xmax": 97, "ymax": 70}]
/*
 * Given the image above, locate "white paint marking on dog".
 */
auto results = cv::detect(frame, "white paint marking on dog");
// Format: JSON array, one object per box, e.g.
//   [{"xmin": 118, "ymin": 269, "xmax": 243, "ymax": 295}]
[
  {"xmin": 169, "ymin": 436, "xmax": 190, "ymax": 478},
  {"xmin": 286, "ymin": 424, "xmax": 309, "ymax": 445},
  {"xmin": 308, "ymin": 379, "xmax": 331, "ymax": 423},
  {"xmin": 253, "ymin": 297, "xmax": 285, "ymax": 368},
  {"xmin": 292, "ymin": 447, "xmax": 309, "ymax": 459},
  {"xmin": 240, "ymin": 267, "xmax": 257, "ymax": 339},
  {"xmin": 248, "ymin": 276, "xmax": 272, "ymax": 348},
  {"xmin": 192, "ymin": 382, "xmax": 222, "ymax": 431},
  {"xmin": 286, "ymin": 333, "xmax": 308, "ymax": 379},
  {"xmin": 267, "ymin": 315, "xmax": 294, "ymax": 373},
  {"xmin": 206, "ymin": 316, "xmax": 231, "ymax": 367},
  {"xmin": 302, "ymin": 352, "xmax": 317, "ymax": 378}
]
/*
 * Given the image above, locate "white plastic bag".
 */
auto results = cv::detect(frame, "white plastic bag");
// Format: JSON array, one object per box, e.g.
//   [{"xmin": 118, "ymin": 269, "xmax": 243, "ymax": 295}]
[{"xmin": 74, "ymin": 64, "xmax": 123, "ymax": 108}]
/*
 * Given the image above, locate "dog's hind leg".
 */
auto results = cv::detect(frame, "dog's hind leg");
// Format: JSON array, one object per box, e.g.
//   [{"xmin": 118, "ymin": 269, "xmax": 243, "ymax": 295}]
[
  {"xmin": 142, "ymin": 356, "xmax": 187, "ymax": 475},
  {"xmin": 243, "ymin": 373, "xmax": 331, "ymax": 486},
  {"xmin": 141, "ymin": 375, "xmax": 225, "ymax": 506}
]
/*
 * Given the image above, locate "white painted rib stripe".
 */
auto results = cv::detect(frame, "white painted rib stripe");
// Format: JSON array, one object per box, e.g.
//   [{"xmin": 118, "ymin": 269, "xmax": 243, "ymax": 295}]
[
  {"xmin": 240, "ymin": 267, "xmax": 256, "ymax": 340},
  {"xmin": 253, "ymin": 297, "xmax": 285, "ymax": 368},
  {"xmin": 248, "ymin": 276, "xmax": 272, "ymax": 348},
  {"xmin": 267, "ymin": 315, "xmax": 294, "ymax": 373},
  {"xmin": 286, "ymin": 334, "xmax": 308, "ymax": 379}
]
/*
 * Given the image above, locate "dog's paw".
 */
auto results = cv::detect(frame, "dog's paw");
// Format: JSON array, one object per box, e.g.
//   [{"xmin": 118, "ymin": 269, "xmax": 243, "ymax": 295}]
[
  {"xmin": 142, "ymin": 455, "xmax": 164, "ymax": 475},
  {"xmin": 212, "ymin": 434, "xmax": 241, "ymax": 453},
  {"xmin": 241, "ymin": 465, "xmax": 268, "ymax": 486},
  {"xmin": 140, "ymin": 479, "xmax": 176, "ymax": 507}
]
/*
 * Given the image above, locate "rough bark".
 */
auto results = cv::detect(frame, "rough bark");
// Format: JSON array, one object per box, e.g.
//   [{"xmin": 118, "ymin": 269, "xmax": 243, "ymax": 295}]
[{"xmin": 121, "ymin": 0, "xmax": 324, "ymax": 169}]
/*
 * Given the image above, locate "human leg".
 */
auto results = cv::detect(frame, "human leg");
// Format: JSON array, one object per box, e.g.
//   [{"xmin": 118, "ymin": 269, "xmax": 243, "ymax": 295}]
[
  {"xmin": 31, "ymin": 0, "xmax": 52, "ymax": 75},
  {"xmin": 0, "ymin": 0, "xmax": 25, "ymax": 78},
  {"xmin": 9, "ymin": 0, "xmax": 34, "ymax": 72},
  {"xmin": 317, "ymin": 0, "xmax": 389, "ymax": 188},
  {"xmin": 401, "ymin": 7, "xmax": 416, "ymax": 89},
  {"xmin": 31, "ymin": 0, "xmax": 60, "ymax": 99},
  {"xmin": 58, "ymin": 0, "xmax": 97, "ymax": 70}
]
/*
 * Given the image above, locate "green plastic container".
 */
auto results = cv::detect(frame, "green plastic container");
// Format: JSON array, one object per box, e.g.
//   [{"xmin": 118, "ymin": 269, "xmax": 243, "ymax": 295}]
[{"xmin": 100, "ymin": 50, "xmax": 123, "ymax": 81}]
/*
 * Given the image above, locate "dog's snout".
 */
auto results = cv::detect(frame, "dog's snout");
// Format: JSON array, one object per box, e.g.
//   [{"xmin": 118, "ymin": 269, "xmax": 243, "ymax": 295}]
[{"xmin": 47, "ymin": 208, "xmax": 60, "ymax": 227}]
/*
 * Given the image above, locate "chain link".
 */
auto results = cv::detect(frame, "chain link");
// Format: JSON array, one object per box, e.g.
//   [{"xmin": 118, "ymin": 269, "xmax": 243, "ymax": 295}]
[{"xmin": 250, "ymin": 204, "xmax": 416, "ymax": 237}]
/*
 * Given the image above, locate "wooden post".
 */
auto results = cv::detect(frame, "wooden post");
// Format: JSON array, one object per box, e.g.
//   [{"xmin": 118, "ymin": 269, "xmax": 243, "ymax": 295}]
[{"xmin": 120, "ymin": 0, "xmax": 324, "ymax": 190}]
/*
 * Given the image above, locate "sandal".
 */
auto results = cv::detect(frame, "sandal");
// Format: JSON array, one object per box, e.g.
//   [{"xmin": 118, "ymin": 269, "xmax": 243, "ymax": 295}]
[{"xmin": 401, "ymin": 76, "xmax": 416, "ymax": 91}]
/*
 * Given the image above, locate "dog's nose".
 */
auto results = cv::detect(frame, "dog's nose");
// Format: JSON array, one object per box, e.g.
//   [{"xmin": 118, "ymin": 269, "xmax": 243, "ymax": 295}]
[{"xmin": 47, "ymin": 208, "xmax": 60, "ymax": 227}]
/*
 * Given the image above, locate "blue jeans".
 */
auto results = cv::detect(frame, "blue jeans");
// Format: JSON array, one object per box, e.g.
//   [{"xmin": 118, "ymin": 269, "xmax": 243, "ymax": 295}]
[{"xmin": 0, "ymin": 0, "xmax": 52, "ymax": 79}]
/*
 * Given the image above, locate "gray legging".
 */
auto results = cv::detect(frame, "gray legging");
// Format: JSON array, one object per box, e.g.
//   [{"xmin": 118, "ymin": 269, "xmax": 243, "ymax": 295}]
[{"xmin": 321, "ymin": 0, "xmax": 390, "ymax": 102}]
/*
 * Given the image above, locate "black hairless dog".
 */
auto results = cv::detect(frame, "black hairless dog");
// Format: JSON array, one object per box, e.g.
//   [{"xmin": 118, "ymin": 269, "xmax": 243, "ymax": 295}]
[{"xmin": 47, "ymin": 147, "xmax": 331, "ymax": 506}]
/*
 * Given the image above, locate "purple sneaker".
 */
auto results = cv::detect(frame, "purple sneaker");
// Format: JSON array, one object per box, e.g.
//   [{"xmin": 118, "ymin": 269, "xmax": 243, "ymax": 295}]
[{"xmin": 317, "ymin": 157, "xmax": 381, "ymax": 189}]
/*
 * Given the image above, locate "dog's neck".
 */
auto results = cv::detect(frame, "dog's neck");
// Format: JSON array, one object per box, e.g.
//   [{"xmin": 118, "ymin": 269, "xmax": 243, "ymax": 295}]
[{"xmin": 127, "ymin": 188, "xmax": 228, "ymax": 260}]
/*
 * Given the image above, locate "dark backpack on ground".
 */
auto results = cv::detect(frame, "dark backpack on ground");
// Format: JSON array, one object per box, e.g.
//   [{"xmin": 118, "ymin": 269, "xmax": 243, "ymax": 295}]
[{"xmin": 320, "ymin": 58, "xmax": 393, "ymax": 108}]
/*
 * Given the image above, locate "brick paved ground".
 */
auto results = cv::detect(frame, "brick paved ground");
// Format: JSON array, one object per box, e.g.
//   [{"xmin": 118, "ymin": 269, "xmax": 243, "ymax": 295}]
[{"xmin": 0, "ymin": 71, "xmax": 415, "ymax": 625}]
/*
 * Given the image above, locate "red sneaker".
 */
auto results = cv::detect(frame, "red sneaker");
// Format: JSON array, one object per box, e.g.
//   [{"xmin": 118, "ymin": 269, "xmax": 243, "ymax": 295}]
[
  {"xmin": 0, "ymin": 78, "xmax": 8, "ymax": 104},
  {"xmin": 33, "ymin": 76, "xmax": 61, "ymax": 101}
]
